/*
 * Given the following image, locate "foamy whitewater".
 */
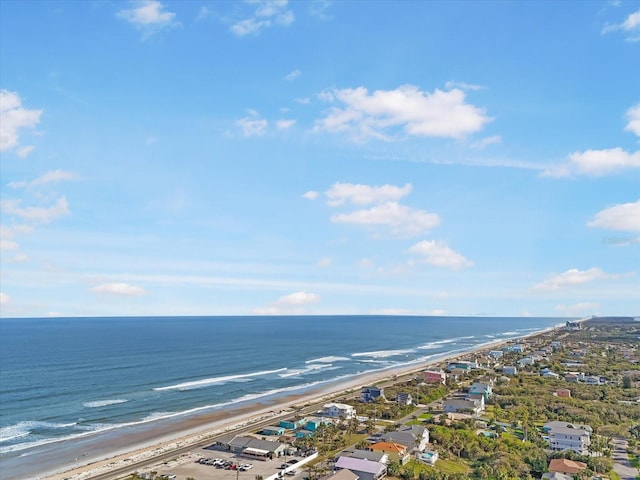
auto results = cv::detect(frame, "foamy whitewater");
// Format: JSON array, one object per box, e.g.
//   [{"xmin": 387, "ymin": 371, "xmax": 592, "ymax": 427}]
[{"xmin": 0, "ymin": 315, "xmax": 565, "ymax": 478}]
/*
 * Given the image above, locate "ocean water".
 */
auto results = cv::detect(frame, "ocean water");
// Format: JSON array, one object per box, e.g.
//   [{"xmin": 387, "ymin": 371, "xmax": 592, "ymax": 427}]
[{"xmin": 0, "ymin": 315, "xmax": 565, "ymax": 478}]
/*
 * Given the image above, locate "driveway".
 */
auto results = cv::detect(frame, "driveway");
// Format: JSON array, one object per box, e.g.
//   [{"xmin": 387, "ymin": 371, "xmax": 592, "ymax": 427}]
[{"xmin": 612, "ymin": 437, "xmax": 639, "ymax": 480}]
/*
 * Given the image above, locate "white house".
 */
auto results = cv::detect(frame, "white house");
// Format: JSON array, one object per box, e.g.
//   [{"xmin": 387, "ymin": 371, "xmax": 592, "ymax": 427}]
[
  {"xmin": 543, "ymin": 421, "xmax": 591, "ymax": 455},
  {"xmin": 443, "ymin": 398, "xmax": 484, "ymax": 416},
  {"xmin": 322, "ymin": 403, "xmax": 356, "ymax": 419}
]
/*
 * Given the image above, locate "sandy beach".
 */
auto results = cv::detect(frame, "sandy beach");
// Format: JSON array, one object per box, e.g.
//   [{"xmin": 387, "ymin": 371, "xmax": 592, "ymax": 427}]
[{"xmin": 37, "ymin": 324, "xmax": 560, "ymax": 480}]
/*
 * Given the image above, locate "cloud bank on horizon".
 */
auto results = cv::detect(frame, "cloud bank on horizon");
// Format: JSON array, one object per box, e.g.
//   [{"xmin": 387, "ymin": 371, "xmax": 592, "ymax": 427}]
[{"xmin": 0, "ymin": 1, "xmax": 638, "ymax": 318}]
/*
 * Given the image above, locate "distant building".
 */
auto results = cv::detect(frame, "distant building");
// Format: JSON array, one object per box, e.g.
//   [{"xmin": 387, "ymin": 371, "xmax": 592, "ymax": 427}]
[
  {"xmin": 422, "ymin": 370, "xmax": 446, "ymax": 384},
  {"xmin": 468, "ymin": 382, "xmax": 492, "ymax": 400},
  {"xmin": 488, "ymin": 350, "xmax": 503, "ymax": 359},
  {"xmin": 323, "ymin": 403, "xmax": 356, "ymax": 419},
  {"xmin": 503, "ymin": 344, "xmax": 525, "ymax": 353},
  {"xmin": 502, "ymin": 365, "xmax": 517, "ymax": 375},
  {"xmin": 443, "ymin": 398, "xmax": 484, "ymax": 416},
  {"xmin": 361, "ymin": 386, "xmax": 385, "ymax": 403},
  {"xmin": 543, "ymin": 422, "xmax": 591, "ymax": 455},
  {"xmin": 564, "ymin": 321, "xmax": 582, "ymax": 331},
  {"xmin": 555, "ymin": 388, "xmax": 571, "ymax": 398},
  {"xmin": 445, "ymin": 360, "xmax": 477, "ymax": 372},
  {"xmin": 396, "ymin": 392, "xmax": 412, "ymax": 406},
  {"xmin": 584, "ymin": 375, "xmax": 602, "ymax": 385}
]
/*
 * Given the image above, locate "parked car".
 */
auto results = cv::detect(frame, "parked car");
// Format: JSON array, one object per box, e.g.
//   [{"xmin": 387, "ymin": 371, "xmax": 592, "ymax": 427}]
[{"xmin": 285, "ymin": 470, "xmax": 297, "ymax": 476}]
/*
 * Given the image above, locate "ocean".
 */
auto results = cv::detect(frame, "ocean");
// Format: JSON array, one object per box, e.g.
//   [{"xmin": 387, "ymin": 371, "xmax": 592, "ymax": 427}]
[{"xmin": 0, "ymin": 315, "xmax": 566, "ymax": 479}]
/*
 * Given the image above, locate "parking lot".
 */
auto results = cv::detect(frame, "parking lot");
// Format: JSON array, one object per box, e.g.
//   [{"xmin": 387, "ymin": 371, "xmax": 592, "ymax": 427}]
[{"xmin": 147, "ymin": 445, "xmax": 305, "ymax": 480}]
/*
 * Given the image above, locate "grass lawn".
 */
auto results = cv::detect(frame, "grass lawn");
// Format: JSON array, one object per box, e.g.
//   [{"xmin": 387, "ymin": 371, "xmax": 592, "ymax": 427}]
[{"xmin": 433, "ymin": 458, "xmax": 470, "ymax": 474}]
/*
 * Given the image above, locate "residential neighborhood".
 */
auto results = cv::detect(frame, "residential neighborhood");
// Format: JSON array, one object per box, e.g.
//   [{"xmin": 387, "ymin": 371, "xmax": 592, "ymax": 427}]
[{"xmin": 129, "ymin": 317, "xmax": 639, "ymax": 480}]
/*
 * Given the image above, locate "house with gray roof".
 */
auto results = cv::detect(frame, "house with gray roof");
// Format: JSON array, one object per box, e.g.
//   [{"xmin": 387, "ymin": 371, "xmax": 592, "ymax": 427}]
[
  {"xmin": 341, "ymin": 448, "xmax": 388, "ymax": 464},
  {"xmin": 380, "ymin": 425, "xmax": 429, "ymax": 452},
  {"xmin": 335, "ymin": 456, "xmax": 386, "ymax": 480}
]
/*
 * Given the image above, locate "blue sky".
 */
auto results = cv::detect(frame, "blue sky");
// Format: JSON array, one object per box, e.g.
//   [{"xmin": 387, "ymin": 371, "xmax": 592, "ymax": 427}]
[{"xmin": 1, "ymin": 0, "xmax": 638, "ymax": 318}]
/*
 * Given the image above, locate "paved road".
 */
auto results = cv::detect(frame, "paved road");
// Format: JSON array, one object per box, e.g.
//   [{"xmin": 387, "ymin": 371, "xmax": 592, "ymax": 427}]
[{"xmin": 612, "ymin": 438, "xmax": 639, "ymax": 480}]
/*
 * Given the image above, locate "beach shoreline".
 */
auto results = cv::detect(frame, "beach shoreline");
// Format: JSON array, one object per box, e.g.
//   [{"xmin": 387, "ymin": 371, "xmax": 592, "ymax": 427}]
[{"xmin": 37, "ymin": 322, "xmax": 563, "ymax": 480}]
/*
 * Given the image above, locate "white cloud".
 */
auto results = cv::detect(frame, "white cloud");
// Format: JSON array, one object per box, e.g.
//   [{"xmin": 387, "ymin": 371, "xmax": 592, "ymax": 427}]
[
  {"xmin": 444, "ymin": 80, "xmax": 485, "ymax": 91},
  {"xmin": 302, "ymin": 190, "xmax": 319, "ymax": 200},
  {"xmin": 315, "ymin": 84, "xmax": 491, "ymax": 141},
  {"xmin": 276, "ymin": 119, "xmax": 296, "ymax": 130},
  {"xmin": 1, "ymin": 196, "xmax": 69, "ymax": 224},
  {"xmin": 309, "ymin": 0, "xmax": 333, "ymax": 20},
  {"xmin": 9, "ymin": 169, "xmax": 78, "ymax": 189},
  {"xmin": 325, "ymin": 182, "xmax": 412, "ymax": 206},
  {"xmin": 330, "ymin": 201, "xmax": 440, "ymax": 237},
  {"xmin": 0, "ymin": 293, "xmax": 10, "ymax": 305},
  {"xmin": 16, "ymin": 146, "xmax": 35, "ymax": 158},
  {"xmin": 0, "ymin": 90, "xmax": 42, "ymax": 152},
  {"xmin": 587, "ymin": 199, "xmax": 640, "ymax": 232},
  {"xmin": 555, "ymin": 302, "xmax": 600, "ymax": 316},
  {"xmin": 0, "ymin": 239, "xmax": 19, "ymax": 251},
  {"xmin": 236, "ymin": 113, "xmax": 268, "ymax": 137},
  {"xmin": 91, "ymin": 282, "xmax": 147, "ymax": 296},
  {"xmin": 358, "ymin": 258, "xmax": 375, "ymax": 268},
  {"xmin": 317, "ymin": 257, "xmax": 332, "ymax": 267},
  {"xmin": 407, "ymin": 240, "xmax": 473, "ymax": 270},
  {"xmin": 471, "ymin": 135, "xmax": 502, "ymax": 150},
  {"xmin": 117, "ymin": 0, "xmax": 177, "ymax": 37},
  {"xmin": 284, "ymin": 69, "xmax": 301, "ymax": 81},
  {"xmin": 602, "ymin": 9, "xmax": 640, "ymax": 41},
  {"xmin": 253, "ymin": 290, "xmax": 319, "ymax": 314},
  {"xmin": 295, "ymin": 97, "xmax": 311, "ymax": 105},
  {"xmin": 533, "ymin": 267, "xmax": 615, "ymax": 292},
  {"xmin": 625, "ymin": 103, "xmax": 640, "ymax": 136},
  {"xmin": 230, "ymin": 0, "xmax": 294, "ymax": 36},
  {"xmin": 543, "ymin": 147, "xmax": 640, "ymax": 177}
]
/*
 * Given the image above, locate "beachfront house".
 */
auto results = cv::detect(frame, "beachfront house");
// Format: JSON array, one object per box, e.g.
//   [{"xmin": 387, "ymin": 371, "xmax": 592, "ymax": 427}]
[
  {"xmin": 334, "ymin": 456, "xmax": 387, "ymax": 480},
  {"xmin": 262, "ymin": 426, "xmax": 285, "ymax": 436},
  {"xmin": 381, "ymin": 425, "xmax": 429, "ymax": 452},
  {"xmin": 305, "ymin": 417, "xmax": 330, "ymax": 431},
  {"xmin": 501, "ymin": 366, "xmax": 517, "ymax": 375},
  {"xmin": 488, "ymin": 350, "xmax": 503, "ymax": 359},
  {"xmin": 422, "ymin": 370, "xmax": 446, "ymax": 384},
  {"xmin": 279, "ymin": 417, "xmax": 307, "ymax": 430},
  {"xmin": 322, "ymin": 403, "xmax": 357, "ymax": 419},
  {"xmin": 445, "ymin": 361, "xmax": 476, "ymax": 372},
  {"xmin": 443, "ymin": 398, "xmax": 484, "ymax": 415},
  {"xmin": 369, "ymin": 442, "xmax": 410, "ymax": 465},
  {"xmin": 361, "ymin": 386, "xmax": 385, "ymax": 403},
  {"xmin": 543, "ymin": 421, "xmax": 592, "ymax": 455}
]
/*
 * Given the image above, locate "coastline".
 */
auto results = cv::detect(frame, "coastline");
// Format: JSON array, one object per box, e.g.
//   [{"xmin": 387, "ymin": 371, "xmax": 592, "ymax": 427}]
[{"xmin": 39, "ymin": 322, "xmax": 562, "ymax": 480}]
